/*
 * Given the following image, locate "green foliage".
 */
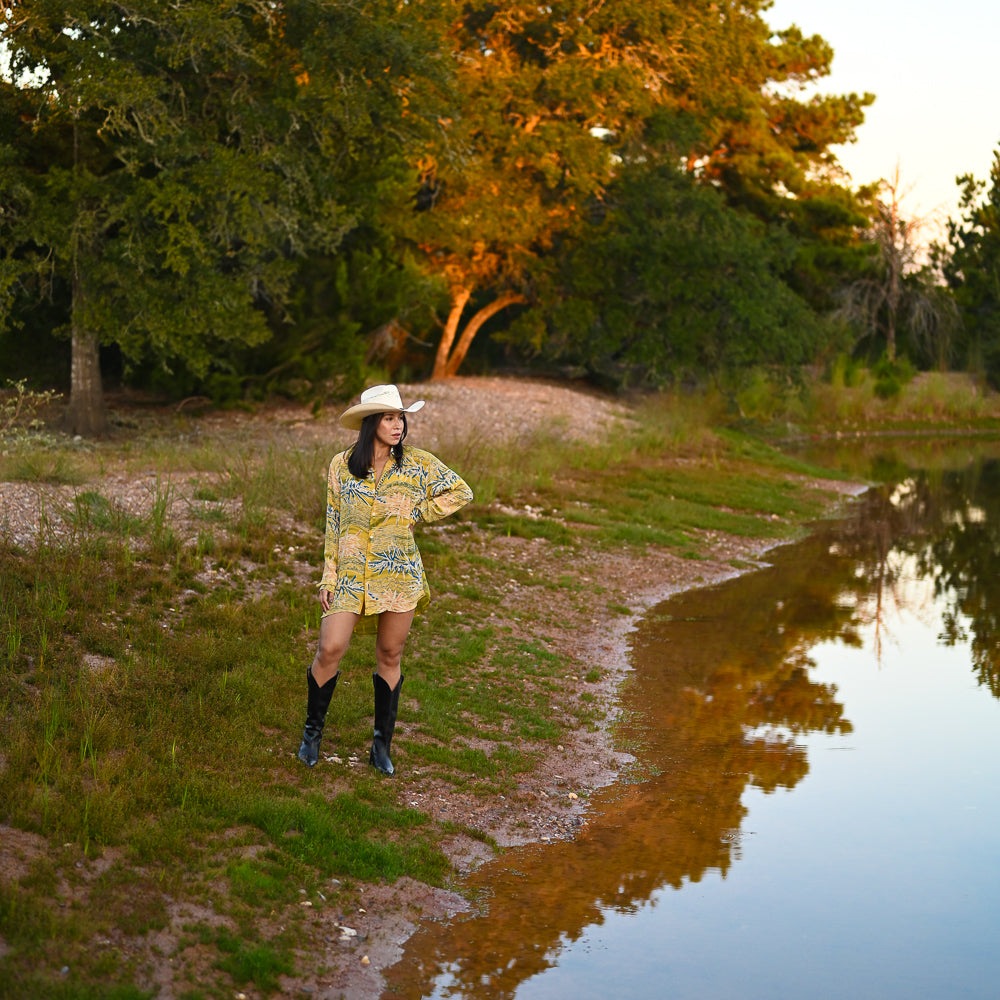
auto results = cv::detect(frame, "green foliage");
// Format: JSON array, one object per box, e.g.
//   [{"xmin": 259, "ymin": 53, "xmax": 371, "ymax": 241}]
[
  {"xmin": 828, "ymin": 352, "xmax": 866, "ymax": 389},
  {"xmin": 404, "ymin": 0, "xmax": 873, "ymax": 377},
  {"xmin": 679, "ymin": 15, "xmax": 876, "ymax": 311},
  {"xmin": 0, "ymin": 0, "xmax": 885, "ymax": 400},
  {"xmin": 943, "ymin": 146, "xmax": 1000, "ymax": 388},
  {"xmin": 871, "ymin": 353, "xmax": 916, "ymax": 400},
  {"xmin": 0, "ymin": 379, "xmax": 61, "ymax": 446},
  {"xmin": 0, "ymin": 0, "xmax": 440, "ymax": 407},
  {"xmin": 513, "ymin": 162, "xmax": 819, "ymax": 386}
]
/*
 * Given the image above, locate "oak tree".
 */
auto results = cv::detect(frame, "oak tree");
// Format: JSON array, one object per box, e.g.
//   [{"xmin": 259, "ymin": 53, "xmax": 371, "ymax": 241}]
[
  {"xmin": 511, "ymin": 160, "xmax": 818, "ymax": 386},
  {"xmin": 0, "ymin": 0, "xmax": 430, "ymax": 432}
]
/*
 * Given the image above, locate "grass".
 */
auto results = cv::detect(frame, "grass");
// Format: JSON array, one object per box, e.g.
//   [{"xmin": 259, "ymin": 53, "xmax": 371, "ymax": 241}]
[
  {"xmin": 1, "ymin": 376, "xmax": 961, "ymax": 996},
  {"xmin": 738, "ymin": 366, "xmax": 1000, "ymax": 435}
]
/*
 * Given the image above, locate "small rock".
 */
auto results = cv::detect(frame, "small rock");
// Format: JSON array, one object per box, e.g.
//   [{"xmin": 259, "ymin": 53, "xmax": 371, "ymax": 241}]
[{"xmin": 361, "ymin": 955, "xmax": 371, "ymax": 966}]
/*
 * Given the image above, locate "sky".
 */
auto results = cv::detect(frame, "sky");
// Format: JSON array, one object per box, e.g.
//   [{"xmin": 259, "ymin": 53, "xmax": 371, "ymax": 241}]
[{"xmin": 765, "ymin": 0, "xmax": 999, "ymax": 239}]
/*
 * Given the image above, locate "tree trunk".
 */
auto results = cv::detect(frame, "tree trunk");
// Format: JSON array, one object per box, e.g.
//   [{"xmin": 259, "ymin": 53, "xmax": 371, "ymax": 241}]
[
  {"xmin": 443, "ymin": 292, "xmax": 526, "ymax": 377},
  {"xmin": 431, "ymin": 287, "xmax": 526, "ymax": 379},
  {"xmin": 885, "ymin": 254, "xmax": 900, "ymax": 361},
  {"xmin": 431, "ymin": 287, "xmax": 472, "ymax": 379},
  {"xmin": 63, "ymin": 115, "xmax": 108, "ymax": 437},
  {"xmin": 63, "ymin": 275, "xmax": 108, "ymax": 436},
  {"xmin": 884, "ymin": 308, "xmax": 897, "ymax": 362}
]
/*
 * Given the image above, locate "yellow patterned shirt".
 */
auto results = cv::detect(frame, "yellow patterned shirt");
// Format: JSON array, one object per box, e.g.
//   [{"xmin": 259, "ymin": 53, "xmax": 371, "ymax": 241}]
[{"xmin": 319, "ymin": 447, "xmax": 473, "ymax": 632}]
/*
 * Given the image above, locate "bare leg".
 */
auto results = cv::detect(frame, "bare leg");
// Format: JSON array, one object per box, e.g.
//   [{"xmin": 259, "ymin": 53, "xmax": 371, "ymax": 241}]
[
  {"xmin": 312, "ymin": 611, "xmax": 359, "ymax": 686},
  {"xmin": 374, "ymin": 610, "xmax": 415, "ymax": 690},
  {"xmin": 298, "ymin": 610, "xmax": 358, "ymax": 767}
]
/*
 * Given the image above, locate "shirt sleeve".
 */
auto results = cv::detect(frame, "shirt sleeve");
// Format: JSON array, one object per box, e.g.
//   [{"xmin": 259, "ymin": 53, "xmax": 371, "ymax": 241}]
[
  {"xmin": 413, "ymin": 455, "xmax": 473, "ymax": 524},
  {"xmin": 319, "ymin": 455, "xmax": 342, "ymax": 590}
]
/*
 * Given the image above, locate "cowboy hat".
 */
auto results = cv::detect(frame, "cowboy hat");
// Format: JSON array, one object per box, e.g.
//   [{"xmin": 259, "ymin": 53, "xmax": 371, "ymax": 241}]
[{"xmin": 339, "ymin": 384, "xmax": 425, "ymax": 431}]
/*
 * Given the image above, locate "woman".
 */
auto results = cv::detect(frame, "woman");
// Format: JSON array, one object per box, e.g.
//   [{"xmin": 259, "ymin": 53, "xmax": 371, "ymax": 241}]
[{"xmin": 297, "ymin": 384, "xmax": 473, "ymax": 775}]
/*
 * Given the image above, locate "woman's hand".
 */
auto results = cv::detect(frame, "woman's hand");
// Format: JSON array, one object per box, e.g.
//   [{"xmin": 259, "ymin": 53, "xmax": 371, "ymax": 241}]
[{"xmin": 318, "ymin": 588, "xmax": 333, "ymax": 613}]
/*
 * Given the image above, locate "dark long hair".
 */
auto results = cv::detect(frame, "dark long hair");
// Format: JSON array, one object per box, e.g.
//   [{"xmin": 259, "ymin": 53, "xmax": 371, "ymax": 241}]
[{"xmin": 347, "ymin": 412, "xmax": 408, "ymax": 479}]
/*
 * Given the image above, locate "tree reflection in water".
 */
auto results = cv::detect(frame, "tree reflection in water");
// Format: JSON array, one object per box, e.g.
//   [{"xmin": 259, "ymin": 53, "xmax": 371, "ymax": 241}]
[
  {"xmin": 834, "ymin": 455, "xmax": 1000, "ymax": 696},
  {"xmin": 384, "ymin": 452, "xmax": 1000, "ymax": 1000}
]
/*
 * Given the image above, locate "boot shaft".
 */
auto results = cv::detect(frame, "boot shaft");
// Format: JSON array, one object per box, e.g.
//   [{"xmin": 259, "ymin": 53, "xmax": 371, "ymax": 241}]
[
  {"xmin": 298, "ymin": 668, "xmax": 340, "ymax": 768},
  {"xmin": 371, "ymin": 673, "xmax": 404, "ymax": 775}
]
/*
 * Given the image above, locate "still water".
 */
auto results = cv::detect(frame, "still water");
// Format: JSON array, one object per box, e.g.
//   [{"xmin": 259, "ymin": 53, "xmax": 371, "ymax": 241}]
[{"xmin": 386, "ymin": 443, "xmax": 1000, "ymax": 1000}]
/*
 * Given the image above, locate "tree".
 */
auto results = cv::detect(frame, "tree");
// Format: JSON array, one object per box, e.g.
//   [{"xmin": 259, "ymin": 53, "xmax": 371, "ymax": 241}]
[
  {"xmin": 838, "ymin": 167, "xmax": 957, "ymax": 366},
  {"xmin": 942, "ymin": 146, "xmax": 1000, "ymax": 387},
  {"xmin": 686, "ymin": 19, "xmax": 876, "ymax": 311},
  {"xmin": 508, "ymin": 160, "xmax": 818, "ymax": 386},
  {"xmin": 402, "ymin": 0, "xmax": 875, "ymax": 378},
  {"xmin": 0, "ymin": 0, "xmax": 433, "ymax": 432},
  {"xmin": 404, "ymin": 0, "xmax": 680, "ymax": 378}
]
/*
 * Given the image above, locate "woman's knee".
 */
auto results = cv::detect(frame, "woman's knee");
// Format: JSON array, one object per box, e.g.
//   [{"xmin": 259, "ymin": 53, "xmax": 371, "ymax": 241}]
[
  {"xmin": 316, "ymin": 636, "xmax": 349, "ymax": 668},
  {"xmin": 375, "ymin": 638, "xmax": 405, "ymax": 668},
  {"xmin": 315, "ymin": 628, "xmax": 351, "ymax": 668},
  {"xmin": 315, "ymin": 613, "xmax": 358, "ymax": 668}
]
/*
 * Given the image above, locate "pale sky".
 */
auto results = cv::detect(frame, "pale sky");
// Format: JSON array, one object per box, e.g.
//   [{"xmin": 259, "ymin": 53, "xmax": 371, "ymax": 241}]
[{"xmin": 766, "ymin": 0, "xmax": 999, "ymax": 240}]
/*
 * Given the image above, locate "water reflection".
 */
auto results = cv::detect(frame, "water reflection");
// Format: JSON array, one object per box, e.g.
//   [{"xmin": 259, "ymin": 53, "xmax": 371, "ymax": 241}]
[
  {"xmin": 384, "ymin": 449, "xmax": 1000, "ymax": 1000},
  {"xmin": 829, "ymin": 454, "xmax": 1000, "ymax": 696}
]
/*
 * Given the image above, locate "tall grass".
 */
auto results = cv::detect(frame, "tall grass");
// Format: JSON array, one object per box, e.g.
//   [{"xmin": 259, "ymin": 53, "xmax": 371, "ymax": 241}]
[
  {"xmin": 742, "ymin": 367, "xmax": 1000, "ymax": 431},
  {"xmin": 431, "ymin": 389, "xmax": 728, "ymax": 507}
]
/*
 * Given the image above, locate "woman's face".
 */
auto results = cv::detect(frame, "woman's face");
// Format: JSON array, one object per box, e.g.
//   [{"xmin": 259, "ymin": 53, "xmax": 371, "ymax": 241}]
[{"xmin": 375, "ymin": 411, "xmax": 405, "ymax": 449}]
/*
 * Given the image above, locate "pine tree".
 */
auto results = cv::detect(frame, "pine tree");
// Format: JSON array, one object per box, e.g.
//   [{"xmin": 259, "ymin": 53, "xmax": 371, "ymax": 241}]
[
  {"xmin": 402, "ymin": 0, "xmax": 874, "ymax": 377},
  {"xmin": 944, "ymin": 147, "xmax": 1000, "ymax": 386}
]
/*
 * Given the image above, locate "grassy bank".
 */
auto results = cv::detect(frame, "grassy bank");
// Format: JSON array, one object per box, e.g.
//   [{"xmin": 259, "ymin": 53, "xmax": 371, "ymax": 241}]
[{"xmin": 1, "ymin": 377, "xmax": 997, "ymax": 999}]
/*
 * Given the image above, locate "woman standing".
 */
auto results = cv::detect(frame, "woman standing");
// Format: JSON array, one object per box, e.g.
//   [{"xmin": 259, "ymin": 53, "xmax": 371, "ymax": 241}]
[{"xmin": 297, "ymin": 384, "xmax": 473, "ymax": 775}]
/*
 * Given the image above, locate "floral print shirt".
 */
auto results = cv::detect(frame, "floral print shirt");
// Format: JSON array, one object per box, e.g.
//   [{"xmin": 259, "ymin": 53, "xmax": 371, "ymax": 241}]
[{"xmin": 319, "ymin": 447, "xmax": 473, "ymax": 631}]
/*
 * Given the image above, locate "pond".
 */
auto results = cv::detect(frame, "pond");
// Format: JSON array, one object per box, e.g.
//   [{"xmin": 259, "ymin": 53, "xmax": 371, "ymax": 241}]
[{"xmin": 385, "ymin": 440, "xmax": 1000, "ymax": 1000}]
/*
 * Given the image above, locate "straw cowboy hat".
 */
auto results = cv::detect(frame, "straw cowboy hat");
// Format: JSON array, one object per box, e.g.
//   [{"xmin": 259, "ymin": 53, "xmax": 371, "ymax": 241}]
[{"xmin": 339, "ymin": 384, "xmax": 425, "ymax": 431}]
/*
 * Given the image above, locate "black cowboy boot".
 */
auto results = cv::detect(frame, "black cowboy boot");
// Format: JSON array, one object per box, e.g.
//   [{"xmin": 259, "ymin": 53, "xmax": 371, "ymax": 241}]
[
  {"xmin": 297, "ymin": 668, "xmax": 340, "ymax": 767},
  {"xmin": 370, "ymin": 673, "xmax": 404, "ymax": 776}
]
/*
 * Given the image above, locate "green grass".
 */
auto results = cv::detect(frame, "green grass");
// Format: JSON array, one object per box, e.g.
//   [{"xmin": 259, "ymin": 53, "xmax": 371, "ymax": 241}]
[
  {"xmin": 213, "ymin": 928, "xmax": 295, "ymax": 995},
  {"xmin": 0, "ymin": 509, "xmax": 449, "ymax": 994},
  {"xmin": 742, "ymin": 366, "xmax": 1000, "ymax": 435}
]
